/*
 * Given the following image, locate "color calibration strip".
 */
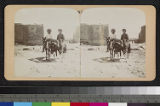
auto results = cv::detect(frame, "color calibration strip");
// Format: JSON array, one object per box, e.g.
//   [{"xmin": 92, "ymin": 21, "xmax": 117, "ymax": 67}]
[{"xmin": 0, "ymin": 102, "xmax": 159, "ymax": 106}]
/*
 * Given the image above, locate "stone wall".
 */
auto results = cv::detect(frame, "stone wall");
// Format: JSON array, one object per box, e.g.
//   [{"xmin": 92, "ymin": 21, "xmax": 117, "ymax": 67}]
[
  {"xmin": 15, "ymin": 23, "xmax": 44, "ymax": 45},
  {"xmin": 80, "ymin": 24, "xmax": 109, "ymax": 45},
  {"xmin": 138, "ymin": 25, "xmax": 146, "ymax": 43}
]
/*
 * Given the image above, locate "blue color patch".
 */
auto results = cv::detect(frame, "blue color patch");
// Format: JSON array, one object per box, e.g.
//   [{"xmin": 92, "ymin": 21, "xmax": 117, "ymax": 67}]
[
  {"xmin": 0, "ymin": 102, "xmax": 13, "ymax": 106},
  {"xmin": 14, "ymin": 102, "xmax": 32, "ymax": 106}
]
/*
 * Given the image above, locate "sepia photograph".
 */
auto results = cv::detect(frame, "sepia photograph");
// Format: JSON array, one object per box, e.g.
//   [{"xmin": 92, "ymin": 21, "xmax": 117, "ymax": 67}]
[
  {"xmin": 80, "ymin": 8, "xmax": 146, "ymax": 78},
  {"xmin": 4, "ymin": 5, "xmax": 156, "ymax": 81},
  {"xmin": 14, "ymin": 8, "xmax": 81, "ymax": 78}
]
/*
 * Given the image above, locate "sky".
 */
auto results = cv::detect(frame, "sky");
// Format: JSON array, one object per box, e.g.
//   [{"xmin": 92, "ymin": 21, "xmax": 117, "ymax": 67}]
[
  {"xmin": 81, "ymin": 7, "xmax": 146, "ymax": 39},
  {"xmin": 15, "ymin": 7, "xmax": 145, "ymax": 40},
  {"xmin": 15, "ymin": 8, "xmax": 80, "ymax": 40}
]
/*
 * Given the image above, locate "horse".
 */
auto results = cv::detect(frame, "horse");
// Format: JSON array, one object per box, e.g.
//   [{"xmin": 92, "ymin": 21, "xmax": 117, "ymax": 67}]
[
  {"xmin": 113, "ymin": 41, "xmax": 123, "ymax": 58},
  {"xmin": 42, "ymin": 37, "xmax": 67, "ymax": 60},
  {"xmin": 105, "ymin": 37, "xmax": 115, "ymax": 58},
  {"xmin": 42, "ymin": 37, "xmax": 60, "ymax": 60},
  {"xmin": 46, "ymin": 40, "xmax": 59, "ymax": 60},
  {"xmin": 105, "ymin": 37, "xmax": 121, "ymax": 59},
  {"xmin": 105, "ymin": 37, "xmax": 131, "ymax": 59},
  {"xmin": 50, "ymin": 40, "xmax": 60, "ymax": 57}
]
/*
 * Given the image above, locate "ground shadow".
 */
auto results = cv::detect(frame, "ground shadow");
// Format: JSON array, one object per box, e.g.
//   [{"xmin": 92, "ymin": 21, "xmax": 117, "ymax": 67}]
[
  {"xmin": 28, "ymin": 57, "xmax": 56, "ymax": 63},
  {"xmin": 93, "ymin": 57, "xmax": 120, "ymax": 63}
]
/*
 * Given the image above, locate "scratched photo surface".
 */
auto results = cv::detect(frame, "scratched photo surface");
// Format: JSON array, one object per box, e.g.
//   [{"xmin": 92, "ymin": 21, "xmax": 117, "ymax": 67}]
[{"xmin": 5, "ymin": 5, "xmax": 156, "ymax": 81}]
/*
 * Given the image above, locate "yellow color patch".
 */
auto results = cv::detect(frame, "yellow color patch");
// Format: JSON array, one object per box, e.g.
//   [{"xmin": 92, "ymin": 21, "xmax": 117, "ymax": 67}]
[{"xmin": 52, "ymin": 102, "xmax": 70, "ymax": 106}]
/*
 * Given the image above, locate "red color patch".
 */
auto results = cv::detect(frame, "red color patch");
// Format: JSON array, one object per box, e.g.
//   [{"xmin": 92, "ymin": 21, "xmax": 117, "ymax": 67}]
[{"xmin": 71, "ymin": 103, "xmax": 90, "ymax": 106}]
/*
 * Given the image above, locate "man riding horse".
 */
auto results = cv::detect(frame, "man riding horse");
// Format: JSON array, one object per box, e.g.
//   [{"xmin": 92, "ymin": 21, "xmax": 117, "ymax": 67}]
[
  {"xmin": 121, "ymin": 29, "xmax": 129, "ymax": 48},
  {"xmin": 42, "ymin": 29, "xmax": 53, "ymax": 52},
  {"xmin": 46, "ymin": 29, "xmax": 52, "ymax": 40},
  {"xmin": 57, "ymin": 29, "xmax": 66, "ymax": 53},
  {"xmin": 57, "ymin": 29, "xmax": 64, "ymax": 49},
  {"xmin": 121, "ymin": 29, "xmax": 130, "ymax": 54},
  {"xmin": 108, "ymin": 29, "xmax": 117, "ymax": 58},
  {"xmin": 42, "ymin": 29, "xmax": 59, "ymax": 60}
]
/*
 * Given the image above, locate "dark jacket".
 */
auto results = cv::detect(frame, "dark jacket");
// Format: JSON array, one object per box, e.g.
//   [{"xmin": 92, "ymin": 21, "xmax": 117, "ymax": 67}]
[
  {"xmin": 121, "ymin": 33, "xmax": 129, "ymax": 41},
  {"xmin": 57, "ymin": 34, "xmax": 65, "ymax": 41}
]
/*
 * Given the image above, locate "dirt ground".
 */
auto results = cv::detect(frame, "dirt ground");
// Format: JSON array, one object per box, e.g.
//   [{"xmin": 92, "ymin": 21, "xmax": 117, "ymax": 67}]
[{"xmin": 14, "ymin": 43, "xmax": 145, "ymax": 78}]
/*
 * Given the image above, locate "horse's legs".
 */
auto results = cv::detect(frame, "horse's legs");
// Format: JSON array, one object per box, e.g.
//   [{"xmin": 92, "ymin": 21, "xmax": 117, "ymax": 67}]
[
  {"xmin": 59, "ymin": 49, "xmax": 62, "ymax": 55},
  {"xmin": 107, "ymin": 45, "xmax": 109, "ymax": 52},
  {"xmin": 110, "ymin": 50, "xmax": 112, "ymax": 58},
  {"xmin": 112, "ymin": 50, "xmax": 114, "ymax": 59},
  {"xmin": 124, "ymin": 48, "xmax": 128, "ymax": 59},
  {"xmin": 126, "ymin": 48, "xmax": 130, "ymax": 58},
  {"xmin": 46, "ymin": 48, "xmax": 50, "ymax": 60},
  {"xmin": 55, "ymin": 50, "xmax": 57, "ymax": 57},
  {"xmin": 42, "ymin": 46, "xmax": 44, "ymax": 52},
  {"xmin": 57, "ymin": 48, "xmax": 61, "ymax": 55},
  {"xmin": 110, "ymin": 50, "xmax": 114, "ymax": 59},
  {"xmin": 46, "ymin": 49, "xmax": 48, "ymax": 60},
  {"xmin": 48, "ymin": 49, "xmax": 50, "ymax": 59}
]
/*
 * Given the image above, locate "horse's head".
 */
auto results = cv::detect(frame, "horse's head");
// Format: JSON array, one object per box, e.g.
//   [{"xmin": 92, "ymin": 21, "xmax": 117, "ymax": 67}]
[
  {"xmin": 42, "ymin": 37, "xmax": 46, "ymax": 43},
  {"xmin": 105, "ymin": 37, "xmax": 110, "ymax": 44},
  {"xmin": 105, "ymin": 37, "xmax": 110, "ymax": 41}
]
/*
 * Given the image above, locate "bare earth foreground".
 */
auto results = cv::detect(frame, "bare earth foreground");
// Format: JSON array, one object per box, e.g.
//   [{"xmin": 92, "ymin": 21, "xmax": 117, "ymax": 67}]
[{"xmin": 15, "ymin": 43, "xmax": 145, "ymax": 78}]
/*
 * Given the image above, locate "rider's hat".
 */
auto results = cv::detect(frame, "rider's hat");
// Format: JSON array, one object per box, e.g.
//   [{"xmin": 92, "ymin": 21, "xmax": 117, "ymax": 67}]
[
  {"xmin": 122, "ymin": 29, "xmax": 126, "ymax": 31},
  {"xmin": 111, "ymin": 29, "xmax": 115, "ymax": 31},
  {"xmin": 111, "ymin": 29, "xmax": 116, "ymax": 32}
]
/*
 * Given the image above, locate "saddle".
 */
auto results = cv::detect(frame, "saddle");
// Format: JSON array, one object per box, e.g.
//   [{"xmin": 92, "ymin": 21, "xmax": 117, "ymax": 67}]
[{"xmin": 46, "ymin": 38, "xmax": 58, "ymax": 45}]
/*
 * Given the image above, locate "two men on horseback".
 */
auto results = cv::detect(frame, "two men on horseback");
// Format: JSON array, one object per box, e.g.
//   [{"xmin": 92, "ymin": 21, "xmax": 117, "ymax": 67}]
[
  {"xmin": 44, "ymin": 28, "xmax": 65, "ymax": 49},
  {"xmin": 107, "ymin": 28, "xmax": 130, "ymax": 58},
  {"xmin": 42, "ymin": 28, "xmax": 66, "ymax": 60}
]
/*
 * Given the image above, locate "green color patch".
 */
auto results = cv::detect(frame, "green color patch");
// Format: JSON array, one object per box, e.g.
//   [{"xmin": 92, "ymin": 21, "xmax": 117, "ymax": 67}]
[{"xmin": 32, "ymin": 102, "xmax": 51, "ymax": 106}]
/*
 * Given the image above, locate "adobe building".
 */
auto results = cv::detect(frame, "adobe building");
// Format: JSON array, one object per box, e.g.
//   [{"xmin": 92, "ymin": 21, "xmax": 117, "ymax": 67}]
[
  {"xmin": 138, "ymin": 25, "xmax": 146, "ymax": 43},
  {"xmin": 80, "ymin": 23, "xmax": 109, "ymax": 46},
  {"xmin": 15, "ymin": 23, "xmax": 44, "ymax": 45}
]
